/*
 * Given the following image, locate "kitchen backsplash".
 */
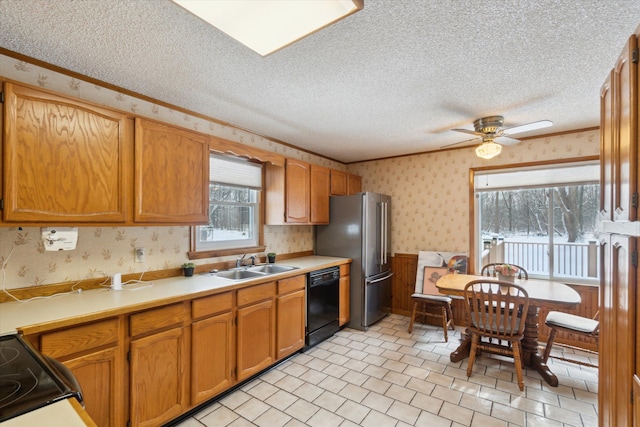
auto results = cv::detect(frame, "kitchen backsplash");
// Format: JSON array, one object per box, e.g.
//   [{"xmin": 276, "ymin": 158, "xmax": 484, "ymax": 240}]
[{"xmin": 0, "ymin": 225, "xmax": 313, "ymax": 289}]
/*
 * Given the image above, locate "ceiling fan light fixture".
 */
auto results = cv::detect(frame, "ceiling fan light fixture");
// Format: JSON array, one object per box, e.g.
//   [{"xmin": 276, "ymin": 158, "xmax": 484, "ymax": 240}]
[
  {"xmin": 475, "ymin": 140, "xmax": 502, "ymax": 159},
  {"xmin": 172, "ymin": 0, "xmax": 363, "ymax": 56}
]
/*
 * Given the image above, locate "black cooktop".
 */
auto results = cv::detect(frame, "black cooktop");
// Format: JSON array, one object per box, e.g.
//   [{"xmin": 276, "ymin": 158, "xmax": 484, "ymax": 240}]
[{"xmin": 0, "ymin": 334, "xmax": 81, "ymax": 422}]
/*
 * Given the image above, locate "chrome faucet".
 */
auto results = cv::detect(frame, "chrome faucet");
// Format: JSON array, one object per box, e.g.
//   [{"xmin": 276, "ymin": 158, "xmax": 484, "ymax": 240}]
[
  {"xmin": 236, "ymin": 254, "xmax": 257, "ymax": 268},
  {"xmin": 235, "ymin": 254, "xmax": 247, "ymax": 268}
]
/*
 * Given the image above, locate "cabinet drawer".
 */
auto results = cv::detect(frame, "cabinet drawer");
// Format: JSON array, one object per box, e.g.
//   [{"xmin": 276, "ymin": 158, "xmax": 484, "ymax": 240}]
[
  {"xmin": 278, "ymin": 275, "xmax": 306, "ymax": 295},
  {"xmin": 237, "ymin": 282, "xmax": 276, "ymax": 306},
  {"xmin": 130, "ymin": 303, "xmax": 187, "ymax": 338},
  {"xmin": 192, "ymin": 292, "xmax": 233, "ymax": 320},
  {"xmin": 340, "ymin": 264, "xmax": 350, "ymax": 276},
  {"xmin": 40, "ymin": 318, "xmax": 120, "ymax": 358}
]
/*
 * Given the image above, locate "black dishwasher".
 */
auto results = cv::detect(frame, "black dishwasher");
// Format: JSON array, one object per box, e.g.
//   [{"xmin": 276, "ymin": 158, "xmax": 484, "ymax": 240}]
[{"xmin": 306, "ymin": 267, "xmax": 340, "ymax": 349}]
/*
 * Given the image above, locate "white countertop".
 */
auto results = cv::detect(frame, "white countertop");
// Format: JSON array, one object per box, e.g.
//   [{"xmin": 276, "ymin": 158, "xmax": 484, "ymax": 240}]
[
  {"xmin": 0, "ymin": 399, "xmax": 93, "ymax": 426},
  {"xmin": 0, "ymin": 256, "xmax": 349, "ymax": 335}
]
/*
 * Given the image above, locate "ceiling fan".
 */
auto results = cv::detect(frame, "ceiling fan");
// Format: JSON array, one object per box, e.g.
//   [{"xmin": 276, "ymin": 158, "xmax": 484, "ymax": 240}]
[{"xmin": 444, "ymin": 115, "xmax": 553, "ymax": 159}]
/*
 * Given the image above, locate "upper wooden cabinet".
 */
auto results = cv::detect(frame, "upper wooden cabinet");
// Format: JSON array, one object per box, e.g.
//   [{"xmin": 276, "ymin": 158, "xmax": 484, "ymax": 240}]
[
  {"xmin": 347, "ymin": 173, "xmax": 362, "ymax": 195},
  {"xmin": 284, "ymin": 158, "xmax": 310, "ymax": 223},
  {"xmin": 265, "ymin": 158, "xmax": 309, "ymax": 224},
  {"xmin": 600, "ymin": 34, "xmax": 638, "ymax": 223},
  {"xmin": 134, "ymin": 118, "xmax": 209, "ymax": 224},
  {"xmin": 266, "ymin": 160, "xmax": 359, "ymax": 225},
  {"xmin": 2, "ymin": 83, "xmax": 212, "ymax": 225},
  {"xmin": 330, "ymin": 169, "xmax": 348, "ymax": 195},
  {"xmin": 310, "ymin": 165, "xmax": 330, "ymax": 224},
  {"xmin": 2, "ymin": 82, "xmax": 131, "ymax": 223}
]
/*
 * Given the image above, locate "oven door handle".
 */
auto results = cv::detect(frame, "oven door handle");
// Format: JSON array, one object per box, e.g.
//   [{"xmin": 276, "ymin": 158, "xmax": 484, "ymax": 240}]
[{"xmin": 366, "ymin": 272, "xmax": 394, "ymax": 284}]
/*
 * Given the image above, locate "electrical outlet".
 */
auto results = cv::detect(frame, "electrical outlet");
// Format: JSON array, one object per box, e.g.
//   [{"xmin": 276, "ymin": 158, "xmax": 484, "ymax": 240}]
[{"xmin": 135, "ymin": 247, "xmax": 145, "ymax": 263}]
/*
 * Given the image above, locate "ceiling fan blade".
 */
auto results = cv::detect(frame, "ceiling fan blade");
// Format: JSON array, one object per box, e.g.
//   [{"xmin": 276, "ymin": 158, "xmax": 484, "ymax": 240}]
[
  {"xmin": 451, "ymin": 128, "xmax": 484, "ymax": 136},
  {"xmin": 440, "ymin": 137, "xmax": 480, "ymax": 149},
  {"xmin": 502, "ymin": 120, "xmax": 553, "ymax": 135},
  {"xmin": 495, "ymin": 135, "xmax": 521, "ymax": 146}
]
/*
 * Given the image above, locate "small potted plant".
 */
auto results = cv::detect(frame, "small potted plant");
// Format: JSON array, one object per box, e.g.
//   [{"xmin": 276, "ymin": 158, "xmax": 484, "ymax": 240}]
[
  {"xmin": 267, "ymin": 252, "xmax": 276, "ymax": 263},
  {"xmin": 182, "ymin": 262, "xmax": 195, "ymax": 277}
]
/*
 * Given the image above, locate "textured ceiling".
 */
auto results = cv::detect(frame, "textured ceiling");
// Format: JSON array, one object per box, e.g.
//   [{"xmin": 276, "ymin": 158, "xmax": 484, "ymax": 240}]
[{"xmin": 1, "ymin": 1, "xmax": 639, "ymax": 163}]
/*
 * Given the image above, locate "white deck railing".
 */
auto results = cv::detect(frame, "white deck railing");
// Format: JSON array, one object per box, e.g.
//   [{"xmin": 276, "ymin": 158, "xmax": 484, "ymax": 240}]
[{"xmin": 482, "ymin": 239, "xmax": 599, "ymax": 281}]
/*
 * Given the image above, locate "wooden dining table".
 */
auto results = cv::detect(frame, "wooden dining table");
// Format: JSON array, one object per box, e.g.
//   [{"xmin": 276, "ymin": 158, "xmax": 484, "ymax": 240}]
[{"xmin": 436, "ymin": 273, "xmax": 581, "ymax": 387}]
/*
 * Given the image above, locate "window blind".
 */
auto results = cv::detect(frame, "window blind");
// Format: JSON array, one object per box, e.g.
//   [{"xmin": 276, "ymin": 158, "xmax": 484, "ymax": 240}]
[
  {"xmin": 210, "ymin": 154, "xmax": 262, "ymax": 189},
  {"xmin": 474, "ymin": 161, "xmax": 599, "ymax": 192}
]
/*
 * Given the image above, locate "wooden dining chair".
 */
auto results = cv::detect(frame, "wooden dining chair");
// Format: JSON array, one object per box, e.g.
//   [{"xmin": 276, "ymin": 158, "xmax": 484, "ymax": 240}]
[
  {"xmin": 464, "ymin": 279, "xmax": 530, "ymax": 391},
  {"xmin": 408, "ymin": 266, "xmax": 454, "ymax": 341},
  {"xmin": 481, "ymin": 263, "xmax": 529, "ymax": 280},
  {"xmin": 542, "ymin": 310, "xmax": 599, "ymax": 367}
]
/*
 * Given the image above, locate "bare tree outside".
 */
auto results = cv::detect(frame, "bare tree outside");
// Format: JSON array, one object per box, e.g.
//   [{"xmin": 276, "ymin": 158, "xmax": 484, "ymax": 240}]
[
  {"xmin": 479, "ymin": 185, "xmax": 599, "ymax": 243},
  {"xmin": 478, "ymin": 184, "xmax": 600, "ymax": 281}
]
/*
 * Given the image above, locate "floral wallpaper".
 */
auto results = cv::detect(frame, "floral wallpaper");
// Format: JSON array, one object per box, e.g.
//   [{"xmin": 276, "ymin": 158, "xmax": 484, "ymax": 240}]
[
  {"xmin": 349, "ymin": 130, "xmax": 600, "ymax": 254},
  {"xmin": 0, "ymin": 53, "xmax": 600, "ymax": 290},
  {"xmin": 0, "ymin": 53, "xmax": 325, "ymax": 290}
]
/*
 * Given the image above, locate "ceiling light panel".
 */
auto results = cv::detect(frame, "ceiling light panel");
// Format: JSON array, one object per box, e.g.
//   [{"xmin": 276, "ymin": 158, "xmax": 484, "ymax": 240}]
[{"xmin": 173, "ymin": 0, "xmax": 363, "ymax": 56}]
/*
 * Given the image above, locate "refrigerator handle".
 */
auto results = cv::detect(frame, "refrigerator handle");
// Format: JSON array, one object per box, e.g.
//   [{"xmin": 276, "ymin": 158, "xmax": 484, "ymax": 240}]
[
  {"xmin": 382, "ymin": 202, "xmax": 388, "ymax": 265},
  {"xmin": 367, "ymin": 272, "xmax": 395, "ymax": 284},
  {"xmin": 379, "ymin": 202, "xmax": 385, "ymax": 265}
]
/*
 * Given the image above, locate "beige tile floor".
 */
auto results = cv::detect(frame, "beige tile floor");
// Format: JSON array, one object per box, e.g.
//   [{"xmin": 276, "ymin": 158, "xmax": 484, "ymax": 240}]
[{"xmin": 176, "ymin": 314, "xmax": 598, "ymax": 427}]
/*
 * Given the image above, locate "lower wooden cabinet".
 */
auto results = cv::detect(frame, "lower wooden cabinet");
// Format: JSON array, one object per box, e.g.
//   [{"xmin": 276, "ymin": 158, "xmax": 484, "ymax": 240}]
[
  {"xmin": 236, "ymin": 282, "xmax": 277, "ymax": 381},
  {"xmin": 191, "ymin": 292, "xmax": 234, "ymax": 405},
  {"xmin": 339, "ymin": 264, "xmax": 350, "ymax": 326},
  {"xmin": 63, "ymin": 347, "xmax": 122, "ymax": 427},
  {"xmin": 276, "ymin": 275, "xmax": 306, "ymax": 359},
  {"xmin": 129, "ymin": 304, "xmax": 189, "ymax": 427},
  {"xmin": 38, "ymin": 318, "xmax": 124, "ymax": 427},
  {"xmin": 20, "ymin": 269, "xmax": 340, "ymax": 426}
]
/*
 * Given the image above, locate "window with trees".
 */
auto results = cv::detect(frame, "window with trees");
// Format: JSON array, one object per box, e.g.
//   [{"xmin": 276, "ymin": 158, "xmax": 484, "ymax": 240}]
[
  {"xmin": 193, "ymin": 154, "xmax": 263, "ymax": 254},
  {"xmin": 474, "ymin": 161, "xmax": 600, "ymax": 285}
]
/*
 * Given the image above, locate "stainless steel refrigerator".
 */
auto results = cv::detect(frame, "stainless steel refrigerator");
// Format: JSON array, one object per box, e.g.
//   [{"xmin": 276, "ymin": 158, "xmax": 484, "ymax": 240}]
[{"xmin": 316, "ymin": 192, "xmax": 392, "ymax": 330}]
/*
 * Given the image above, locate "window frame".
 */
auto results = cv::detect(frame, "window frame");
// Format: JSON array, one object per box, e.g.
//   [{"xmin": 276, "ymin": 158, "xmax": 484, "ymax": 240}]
[
  {"xmin": 469, "ymin": 156, "xmax": 600, "ymax": 285},
  {"xmin": 188, "ymin": 154, "xmax": 266, "ymax": 260}
]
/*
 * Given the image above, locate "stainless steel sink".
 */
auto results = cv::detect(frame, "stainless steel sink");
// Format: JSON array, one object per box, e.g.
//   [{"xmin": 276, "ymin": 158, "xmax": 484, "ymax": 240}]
[
  {"xmin": 214, "ymin": 269, "xmax": 266, "ymax": 280},
  {"xmin": 205, "ymin": 264, "xmax": 298, "ymax": 280},
  {"xmin": 247, "ymin": 264, "xmax": 299, "ymax": 274}
]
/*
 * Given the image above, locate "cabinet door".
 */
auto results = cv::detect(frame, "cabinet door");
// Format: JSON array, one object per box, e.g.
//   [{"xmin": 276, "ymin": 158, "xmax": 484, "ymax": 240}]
[
  {"xmin": 611, "ymin": 34, "xmax": 638, "ymax": 222},
  {"xmin": 284, "ymin": 158, "xmax": 310, "ymax": 223},
  {"xmin": 276, "ymin": 289, "xmax": 306, "ymax": 359},
  {"xmin": 191, "ymin": 311, "xmax": 234, "ymax": 405},
  {"xmin": 39, "ymin": 318, "xmax": 123, "ymax": 427},
  {"xmin": 330, "ymin": 169, "xmax": 348, "ymax": 195},
  {"xmin": 236, "ymin": 299, "xmax": 275, "ymax": 381},
  {"xmin": 130, "ymin": 327, "xmax": 188, "ymax": 427},
  {"xmin": 347, "ymin": 174, "xmax": 362, "ymax": 195},
  {"xmin": 599, "ymin": 234, "xmax": 636, "ymax": 427},
  {"xmin": 3, "ymin": 82, "xmax": 131, "ymax": 223},
  {"xmin": 134, "ymin": 118, "xmax": 209, "ymax": 224},
  {"xmin": 339, "ymin": 272, "xmax": 350, "ymax": 327},
  {"xmin": 600, "ymin": 72, "xmax": 613, "ymax": 221},
  {"xmin": 310, "ymin": 164, "xmax": 330, "ymax": 224},
  {"xmin": 64, "ymin": 347, "xmax": 123, "ymax": 427}
]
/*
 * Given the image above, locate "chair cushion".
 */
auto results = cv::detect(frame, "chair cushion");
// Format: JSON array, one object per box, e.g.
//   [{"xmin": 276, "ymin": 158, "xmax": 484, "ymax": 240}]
[
  {"xmin": 411, "ymin": 293, "xmax": 452, "ymax": 303},
  {"xmin": 545, "ymin": 311, "xmax": 599, "ymax": 334},
  {"xmin": 471, "ymin": 313, "xmax": 522, "ymax": 334}
]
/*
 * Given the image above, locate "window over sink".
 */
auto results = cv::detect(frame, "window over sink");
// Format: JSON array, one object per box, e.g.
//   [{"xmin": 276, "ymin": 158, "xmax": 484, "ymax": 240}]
[{"xmin": 190, "ymin": 154, "xmax": 264, "ymax": 257}]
